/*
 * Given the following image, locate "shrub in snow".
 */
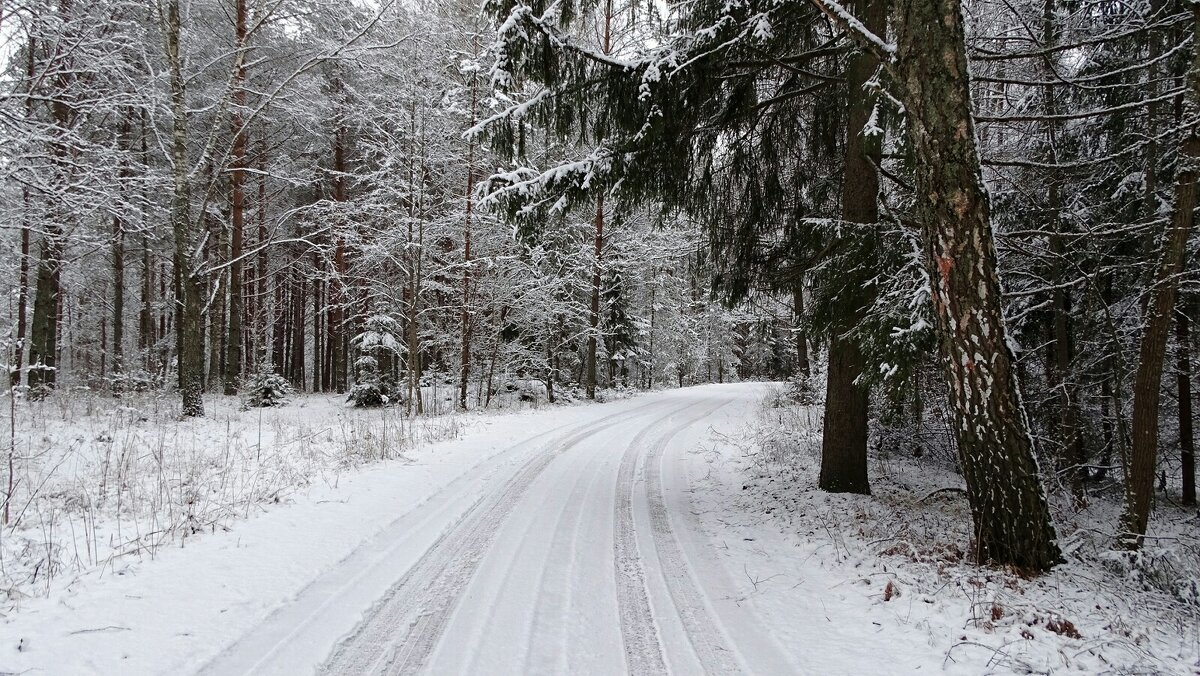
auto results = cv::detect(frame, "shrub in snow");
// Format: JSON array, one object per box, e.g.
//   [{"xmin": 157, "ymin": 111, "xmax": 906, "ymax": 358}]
[
  {"xmin": 349, "ymin": 381, "xmax": 388, "ymax": 408},
  {"xmin": 1100, "ymin": 548, "xmax": 1200, "ymax": 606},
  {"xmin": 350, "ymin": 315, "xmax": 404, "ymax": 408},
  {"xmin": 785, "ymin": 372, "xmax": 822, "ymax": 405},
  {"xmin": 349, "ymin": 356, "xmax": 390, "ymax": 408},
  {"xmin": 110, "ymin": 369, "xmax": 156, "ymax": 395},
  {"xmin": 243, "ymin": 363, "xmax": 292, "ymax": 408}
]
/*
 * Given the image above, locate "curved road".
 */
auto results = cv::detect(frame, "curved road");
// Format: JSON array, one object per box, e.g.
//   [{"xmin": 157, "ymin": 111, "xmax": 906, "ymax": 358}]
[{"xmin": 201, "ymin": 386, "xmax": 794, "ymax": 675}]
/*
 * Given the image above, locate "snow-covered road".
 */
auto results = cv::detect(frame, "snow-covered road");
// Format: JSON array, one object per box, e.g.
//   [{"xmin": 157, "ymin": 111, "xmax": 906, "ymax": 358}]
[
  {"xmin": 12, "ymin": 383, "xmax": 1128, "ymax": 675},
  {"xmin": 201, "ymin": 386, "xmax": 793, "ymax": 675}
]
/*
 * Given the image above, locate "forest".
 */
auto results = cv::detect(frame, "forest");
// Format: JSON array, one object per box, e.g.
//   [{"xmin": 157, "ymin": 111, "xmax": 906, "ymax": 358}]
[
  {"xmin": 0, "ymin": 0, "xmax": 1199, "ymax": 669},
  {"xmin": 2, "ymin": 0, "xmax": 1200, "ymax": 672}
]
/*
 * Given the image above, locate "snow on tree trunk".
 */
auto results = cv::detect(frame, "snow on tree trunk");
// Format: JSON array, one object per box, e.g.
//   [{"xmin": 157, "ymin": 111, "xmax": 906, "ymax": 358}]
[
  {"xmin": 164, "ymin": 0, "xmax": 204, "ymax": 417},
  {"xmin": 893, "ymin": 0, "xmax": 1060, "ymax": 570}
]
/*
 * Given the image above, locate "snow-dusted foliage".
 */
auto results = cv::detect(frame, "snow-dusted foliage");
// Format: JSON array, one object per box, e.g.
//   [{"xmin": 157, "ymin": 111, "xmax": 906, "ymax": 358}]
[{"xmin": 243, "ymin": 363, "xmax": 293, "ymax": 408}]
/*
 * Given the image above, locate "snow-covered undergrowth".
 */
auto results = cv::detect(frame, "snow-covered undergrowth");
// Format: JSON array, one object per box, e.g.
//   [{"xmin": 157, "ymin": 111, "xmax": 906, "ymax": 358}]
[
  {"xmin": 731, "ymin": 386, "xmax": 1200, "ymax": 674},
  {"xmin": 0, "ymin": 388, "xmax": 476, "ymax": 603}
]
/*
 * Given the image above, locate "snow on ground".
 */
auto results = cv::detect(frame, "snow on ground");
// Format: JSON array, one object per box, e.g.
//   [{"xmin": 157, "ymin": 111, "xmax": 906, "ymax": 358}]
[
  {"xmin": 1, "ymin": 382, "xmax": 1196, "ymax": 674},
  {"xmin": 712, "ymin": 385, "xmax": 1200, "ymax": 675}
]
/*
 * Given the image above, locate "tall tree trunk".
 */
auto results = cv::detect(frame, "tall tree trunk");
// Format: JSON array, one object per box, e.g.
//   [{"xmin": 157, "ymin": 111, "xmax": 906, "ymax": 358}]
[
  {"xmin": 791, "ymin": 285, "xmax": 810, "ymax": 378},
  {"xmin": 312, "ymin": 252, "xmax": 323, "ymax": 391},
  {"xmin": 28, "ymin": 5, "xmax": 76, "ymax": 393},
  {"xmin": 224, "ymin": 0, "xmax": 248, "ymax": 395},
  {"xmin": 586, "ymin": 0, "xmax": 615, "ymax": 401},
  {"xmin": 1050, "ymin": 228, "xmax": 1084, "ymax": 504},
  {"xmin": 111, "ymin": 213, "xmax": 125, "ymax": 376},
  {"xmin": 459, "ymin": 45, "xmax": 479, "ymax": 411},
  {"xmin": 11, "ymin": 38, "xmax": 35, "ymax": 387},
  {"xmin": 257, "ymin": 132, "xmax": 269, "ymax": 371},
  {"xmin": 1179, "ymin": 297, "xmax": 1195, "ymax": 506},
  {"xmin": 892, "ymin": 0, "xmax": 1060, "ymax": 569},
  {"xmin": 1038, "ymin": 0, "xmax": 1085, "ymax": 507},
  {"xmin": 165, "ymin": 0, "xmax": 204, "ymax": 416},
  {"xmin": 291, "ymin": 275, "xmax": 306, "ymax": 388},
  {"xmin": 140, "ymin": 235, "xmax": 153, "ymax": 368},
  {"xmin": 587, "ymin": 193, "xmax": 603, "ymax": 399},
  {"xmin": 330, "ymin": 118, "xmax": 348, "ymax": 393},
  {"xmin": 1121, "ymin": 7, "xmax": 1200, "ymax": 547},
  {"xmin": 13, "ymin": 193, "xmax": 30, "ymax": 388},
  {"xmin": 28, "ymin": 236, "xmax": 62, "ymax": 391},
  {"xmin": 138, "ymin": 110, "xmax": 155, "ymax": 373},
  {"xmin": 818, "ymin": 0, "xmax": 884, "ymax": 495},
  {"xmin": 206, "ymin": 217, "xmax": 226, "ymax": 392}
]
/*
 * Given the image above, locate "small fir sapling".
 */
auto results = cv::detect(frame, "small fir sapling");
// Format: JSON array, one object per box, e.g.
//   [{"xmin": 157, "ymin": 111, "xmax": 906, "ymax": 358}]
[
  {"xmin": 349, "ymin": 315, "xmax": 404, "ymax": 408},
  {"xmin": 243, "ymin": 363, "xmax": 292, "ymax": 408},
  {"xmin": 348, "ymin": 356, "xmax": 389, "ymax": 408}
]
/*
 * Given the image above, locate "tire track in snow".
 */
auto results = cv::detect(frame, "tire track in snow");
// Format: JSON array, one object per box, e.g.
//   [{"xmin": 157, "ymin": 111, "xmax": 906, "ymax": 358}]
[
  {"xmin": 320, "ymin": 398, "xmax": 689, "ymax": 676},
  {"xmin": 612, "ymin": 398, "xmax": 728, "ymax": 675},
  {"xmin": 200, "ymin": 398, "xmax": 672, "ymax": 676},
  {"xmin": 479, "ymin": 429, "xmax": 611, "ymax": 675},
  {"xmin": 643, "ymin": 397, "xmax": 744, "ymax": 675}
]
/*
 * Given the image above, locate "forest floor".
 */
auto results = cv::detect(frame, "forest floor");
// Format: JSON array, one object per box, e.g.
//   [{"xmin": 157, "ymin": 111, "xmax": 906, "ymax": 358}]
[{"xmin": 0, "ymin": 382, "xmax": 1197, "ymax": 674}]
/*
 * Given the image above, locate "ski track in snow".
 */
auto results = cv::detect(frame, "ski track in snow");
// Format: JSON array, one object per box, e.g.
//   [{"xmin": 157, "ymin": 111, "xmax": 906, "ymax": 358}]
[{"xmin": 201, "ymin": 386, "xmax": 788, "ymax": 676}]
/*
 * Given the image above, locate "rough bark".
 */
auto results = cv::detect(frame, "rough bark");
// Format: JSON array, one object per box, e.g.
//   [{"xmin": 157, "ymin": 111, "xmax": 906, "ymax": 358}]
[
  {"xmin": 1121, "ymin": 6, "xmax": 1200, "ymax": 546},
  {"xmin": 587, "ymin": 192, "xmax": 603, "ymax": 400},
  {"xmin": 1179, "ymin": 298, "xmax": 1195, "ymax": 506},
  {"xmin": 11, "ymin": 38, "xmax": 35, "ymax": 387},
  {"xmin": 111, "ymin": 212, "xmax": 125, "ymax": 375},
  {"xmin": 28, "ymin": 236, "xmax": 61, "ymax": 390},
  {"xmin": 791, "ymin": 285, "xmax": 810, "ymax": 378},
  {"xmin": 224, "ymin": 0, "xmax": 248, "ymax": 394},
  {"xmin": 330, "ymin": 119, "xmax": 348, "ymax": 394},
  {"xmin": 818, "ymin": 0, "xmax": 884, "ymax": 495},
  {"xmin": 164, "ymin": 0, "xmax": 204, "ymax": 416},
  {"xmin": 459, "ymin": 48, "xmax": 478, "ymax": 411},
  {"xmin": 893, "ymin": 0, "xmax": 1061, "ymax": 569}
]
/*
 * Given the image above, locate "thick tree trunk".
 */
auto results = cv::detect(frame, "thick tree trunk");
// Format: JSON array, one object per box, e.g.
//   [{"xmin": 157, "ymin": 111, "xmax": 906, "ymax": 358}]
[
  {"xmin": 818, "ymin": 0, "xmax": 884, "ymax": 495},
  {"xmin": 821, "ymin": 339, "xmax": 870, "ymax": 492},
  {"xmin": 893, "ymin": 0, "xmax": 1060, "ymax": 569},
  {"xmin": 1121, "ymin": 7, "xmax": 1200, "ymax": 546}
]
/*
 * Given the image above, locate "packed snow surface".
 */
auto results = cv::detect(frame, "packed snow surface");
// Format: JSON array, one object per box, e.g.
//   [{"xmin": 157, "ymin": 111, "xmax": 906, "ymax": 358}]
[{"xmin": 2, "ymin": 383, "xmax": 1196, "ymax": 674}]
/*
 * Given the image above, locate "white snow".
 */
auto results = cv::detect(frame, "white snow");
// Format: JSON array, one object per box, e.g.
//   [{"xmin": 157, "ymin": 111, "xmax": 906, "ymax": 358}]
[{"xmin": 2, "ymin": 384, "xmax": 1196, "ymax": 674}]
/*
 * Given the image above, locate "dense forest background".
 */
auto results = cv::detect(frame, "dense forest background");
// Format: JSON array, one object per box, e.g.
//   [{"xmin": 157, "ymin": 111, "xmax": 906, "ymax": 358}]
[
  {"xmin": 0, "ymin": 0, "xmax": 796, "ymax": 415},
  {"xmin": 0, "ymin": 0, "xmax": 1197, "ymax": 570}
]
